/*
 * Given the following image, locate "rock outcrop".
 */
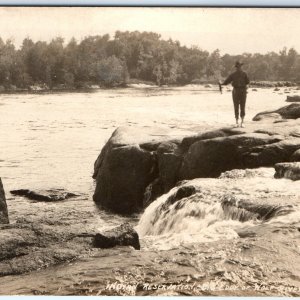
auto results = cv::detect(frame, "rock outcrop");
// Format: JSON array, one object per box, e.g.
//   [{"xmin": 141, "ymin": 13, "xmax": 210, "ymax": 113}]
[
  {"xmin": 93, "ymin": 223, "xmax": 140, "ymax": 250},
  {"xmin": 0, "ymin": 179, "xmax": 9, "ymax": 224},
  {"xmin": 250, "ymin": 81, "xmax": 296, "ymax": 87},
  {"xmin": 93, "ymin": 103, "xmax": 300, "ymax": 214},
  {"xmin": 274, "ymin": 162, "xmax": 300, "ymax": 180},
  {"xmin": 253, "ymin": 103, "xmax": 300, "ymax": 121},
  {"xmin": 10, "ymin": 189, "xmax": 78, "ymax": 202}
]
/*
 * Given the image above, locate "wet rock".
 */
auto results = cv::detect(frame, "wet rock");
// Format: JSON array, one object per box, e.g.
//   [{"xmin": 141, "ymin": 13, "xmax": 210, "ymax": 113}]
[
  {"xmin": 0, "ymin": 179, "xmax": 9, "ymax": 224},
  {"xmin": 286, "ymin": 95, "xmax": 300, "ymax": 102},
  {"xmin": 221, "ymin": 194, "xmax": 293, "ymax": 221},
  {"xmin": 93, "ymin": 223, "xmax": 140, "ymax": 250},
  {"xmin": 143, "ymin": 178, "xmax": 164, "ymax": 208},
  {"xmin": 274, "ymin": 162, "xmax": 300, "ymax": 180},
  {"xmin": 253, "ymin": 103, "xmax": 300, "ymax": 121},
  {"xmin": 290, "ymin": 149, "xmax": 300, "ymax": 161},
  {"xmin": 255, "ymin": 139, "xmax": 300, "ymax": 166},
  {"xmin": 10, "ymin": 189, "xmax": 78, "ymax": 202},
  {"xmin": 252, "ymin": 112, "xmax": 282, "ymax": 121},
  {"xmin": 93, "ymin": 143, "xmax": 155, "ymax": 214},
  {"xmin": 236, "ymin": 229, "xmax": 257, "ymax": 238}
]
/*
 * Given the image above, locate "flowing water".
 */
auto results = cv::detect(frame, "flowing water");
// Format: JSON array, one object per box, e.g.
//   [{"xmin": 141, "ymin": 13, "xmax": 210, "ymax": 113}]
[
  {"xmin": 137, "ymin": 168, "xmax": 300, "ymax": 250},
  {"xmin": 0, "ymin": 85, "xmax": 298, "ymax": 235},
  {"xmin": 0, "ymin": 85, "xmax": 292, "ymax": 202},
  {"xmin": 0, "ymin": 85, "xmax": 300, "ymax": 295}
]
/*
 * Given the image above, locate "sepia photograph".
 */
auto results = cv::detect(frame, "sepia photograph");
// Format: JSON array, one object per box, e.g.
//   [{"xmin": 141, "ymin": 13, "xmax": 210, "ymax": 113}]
[{"xmin": 0, "ymin": 6, "xmax": 299, "ymax": 296}]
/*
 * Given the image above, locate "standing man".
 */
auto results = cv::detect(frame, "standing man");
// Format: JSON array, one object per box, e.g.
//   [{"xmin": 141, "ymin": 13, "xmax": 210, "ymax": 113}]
[{"xmin": 221, "ymin": 61, "xmax": 250, "ymax": 128}]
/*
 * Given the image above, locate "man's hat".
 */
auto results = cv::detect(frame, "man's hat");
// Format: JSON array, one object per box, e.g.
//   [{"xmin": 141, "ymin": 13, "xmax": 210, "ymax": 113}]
[{"xmin": 235, "ymin": 61, "xmax": 244, "ymax": 67}]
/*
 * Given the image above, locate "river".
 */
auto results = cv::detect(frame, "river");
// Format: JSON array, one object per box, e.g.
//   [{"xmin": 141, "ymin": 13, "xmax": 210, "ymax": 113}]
[
  {"xmin": 0, "ymin": 85, "xmax": 289, "ymax": 199},
  {"xmin": 0, "ymin": 85, "xmax": 299, "ymax": 295}
]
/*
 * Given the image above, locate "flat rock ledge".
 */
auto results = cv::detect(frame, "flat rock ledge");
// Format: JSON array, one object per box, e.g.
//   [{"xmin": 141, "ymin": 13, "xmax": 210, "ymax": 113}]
[
  {"xmin": 10, "ymin": 189, "xmax": 78, "ymax": 202},
  {"xmin": 0, "ymin": 179, "xmax": 9, "ymax": 224},
  {"xmin": 93, "ymin": 103, "xmax": 300, "ymax": 214}
]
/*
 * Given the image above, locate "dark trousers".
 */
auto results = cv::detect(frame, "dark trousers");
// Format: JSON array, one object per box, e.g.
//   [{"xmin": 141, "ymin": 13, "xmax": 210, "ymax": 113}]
[{"xmin": 232, "ymin": 88, "xmax": 247, "ymax": 119}]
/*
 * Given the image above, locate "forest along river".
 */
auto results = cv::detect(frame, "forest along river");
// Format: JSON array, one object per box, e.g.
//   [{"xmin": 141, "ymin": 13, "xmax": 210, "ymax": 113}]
[{"xmin": 0, "ymin": 85, "xmax": 300, "ymax": 295}]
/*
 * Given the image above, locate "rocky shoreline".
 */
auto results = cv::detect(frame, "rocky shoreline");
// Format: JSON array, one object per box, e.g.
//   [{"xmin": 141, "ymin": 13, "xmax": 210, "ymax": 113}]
[
  {"xmin": 0, "ymin": 100, "xmax": 300, "ymax": 295},
  {"xmin": 93, "ymin": 103, "xmax": 300, "ymax": 214},
  {"xmin": 0, "ymin": 81, "xmax": 297, "ymax": 95}
]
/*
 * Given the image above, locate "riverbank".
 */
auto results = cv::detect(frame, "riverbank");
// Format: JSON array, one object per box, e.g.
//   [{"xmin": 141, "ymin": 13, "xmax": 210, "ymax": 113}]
[{"xmin": 0, "ymin": 80, "xmax": 298, "ymax": 95}]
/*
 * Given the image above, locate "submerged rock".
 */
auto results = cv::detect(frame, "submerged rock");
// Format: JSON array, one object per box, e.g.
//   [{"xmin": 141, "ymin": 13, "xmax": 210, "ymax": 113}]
[
  {"xmin": 93, "ymin": 223, "xmax": 140, "ymax": 250},
  {"xmin": 0, "ymin": 179, "xmax": 9, "ymax": 224},
  {"xmin": 10, "ymin": 189, "xmax": 78, "ymax": 202},
  {"xmin": 221, "ymin": 194, "xmax": 293, "ymax": 221},
  {"xmin": 286, "ymin": 95, "xmax": 300, "ymax": 102},
  {"xmin": 274, "ymin": 162, "xmax": 300, "ymax": 180}
]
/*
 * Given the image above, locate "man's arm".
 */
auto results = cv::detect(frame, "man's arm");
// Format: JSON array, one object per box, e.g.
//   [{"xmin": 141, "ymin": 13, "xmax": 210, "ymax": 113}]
[{"xmin": 221, "ymin": 74, "xmax": 233, "ymax": 85}]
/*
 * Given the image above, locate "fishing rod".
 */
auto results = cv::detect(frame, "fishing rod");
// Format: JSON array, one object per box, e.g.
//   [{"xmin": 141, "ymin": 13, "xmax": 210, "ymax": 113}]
[{"xmin": 218, "ymin": 80, "xmax": 223, "ymax": 94}]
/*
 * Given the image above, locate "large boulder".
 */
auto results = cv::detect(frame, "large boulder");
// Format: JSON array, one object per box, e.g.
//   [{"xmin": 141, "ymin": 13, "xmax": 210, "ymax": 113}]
[
  {"xmin": 93, "ymin": 143, "xmax": 154, "ymax": 214},
  {"xmin": 92, "ymin": 127, "xmax": 191, "ymax": 214},
  {"xmin": 274, "ymin": 162, "xmax": 300, "ymax": 180},
  {"xmin": 0, "ymin": 179, "xmax": 9, "ymax": 224},
  {"xmin": 93, "ymin": 104, "xmax": 300, "ymax": 214},
  {"xmin": 179, "ymin": 133, "xmax": 282, "ymax": 179},
  {"xmin": 93, "ymin": 223, "xmax": 140, "ymax": 250}
]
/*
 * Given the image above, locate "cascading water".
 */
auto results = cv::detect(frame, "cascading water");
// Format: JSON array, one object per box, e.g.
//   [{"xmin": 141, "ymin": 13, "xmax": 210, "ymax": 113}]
[{"xmin": 136, "ymin": 168, "xmax": 298, "ymax": 250}]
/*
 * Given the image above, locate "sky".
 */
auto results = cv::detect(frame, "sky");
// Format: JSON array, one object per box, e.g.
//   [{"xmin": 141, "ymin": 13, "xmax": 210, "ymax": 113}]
[{"xmin": 0, "ymin": 7, "xmax": 300, "ymax": 55}]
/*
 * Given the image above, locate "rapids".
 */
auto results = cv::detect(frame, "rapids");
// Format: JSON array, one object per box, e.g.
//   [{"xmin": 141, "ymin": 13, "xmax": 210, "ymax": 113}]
[{"xmin": 137, "ymin": 168, "xmax": 300, "ymax": 250}]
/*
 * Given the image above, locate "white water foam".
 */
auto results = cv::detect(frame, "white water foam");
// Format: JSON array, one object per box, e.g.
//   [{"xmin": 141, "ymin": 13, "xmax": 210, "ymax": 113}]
[
  {"xmin": 136, "ymin": 186, "xmax": 254, "ymax": 250},
  {"xmin": 136, "ymin": 170, "xmax": 300, "ymax": 250}
]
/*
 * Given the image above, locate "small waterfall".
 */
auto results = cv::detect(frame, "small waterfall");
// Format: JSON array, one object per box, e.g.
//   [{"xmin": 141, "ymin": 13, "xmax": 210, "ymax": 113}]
[{"xmin": 136, "ymin": 178, "xmax": 295, "ymax": 250}]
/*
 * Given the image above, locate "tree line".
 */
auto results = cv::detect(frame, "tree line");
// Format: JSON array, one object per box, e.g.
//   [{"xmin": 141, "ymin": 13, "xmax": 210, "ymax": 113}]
[{"xmin": 0, "ymin": 31, "xmax": 300, "ymax": 89}]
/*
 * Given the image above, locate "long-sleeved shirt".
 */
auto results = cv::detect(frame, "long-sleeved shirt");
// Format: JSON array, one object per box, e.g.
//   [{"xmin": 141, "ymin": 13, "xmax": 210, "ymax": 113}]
[{"xmin": 223, "ymin": 70, "xmax": 250, "ymax": 89}]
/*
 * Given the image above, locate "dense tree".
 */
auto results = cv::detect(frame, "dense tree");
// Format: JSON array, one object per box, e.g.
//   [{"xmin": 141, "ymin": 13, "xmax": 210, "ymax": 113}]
[{"xmin": 0, "ymin": 31, "xmax": 299, "ymax": 90}]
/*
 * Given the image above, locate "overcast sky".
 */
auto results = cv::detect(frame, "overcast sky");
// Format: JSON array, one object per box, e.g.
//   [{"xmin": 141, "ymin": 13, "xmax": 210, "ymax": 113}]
[{"xmin": 0, "ymin": 7, "xmax": 299, "ymax": 55}]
